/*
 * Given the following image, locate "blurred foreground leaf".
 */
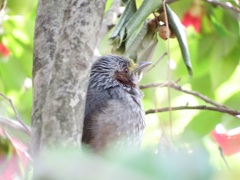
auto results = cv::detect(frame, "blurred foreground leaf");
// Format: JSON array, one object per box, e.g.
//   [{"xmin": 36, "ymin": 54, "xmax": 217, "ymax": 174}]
[{"xmin": 33, "ymin": 148, "xmax": 213, "ymax": 180}]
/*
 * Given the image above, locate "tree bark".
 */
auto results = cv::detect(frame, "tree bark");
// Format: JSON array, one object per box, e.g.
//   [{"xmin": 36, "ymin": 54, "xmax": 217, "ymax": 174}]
[{"xmin": 31, "ymin": 0, "xmax": 106, "ymax": 157}]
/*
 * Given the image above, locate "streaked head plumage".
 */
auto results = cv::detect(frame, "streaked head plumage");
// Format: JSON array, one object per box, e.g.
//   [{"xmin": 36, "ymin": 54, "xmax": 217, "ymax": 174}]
[{"xmin": 89, "ymin": 55, "xmax": 150, "ymax": 90}]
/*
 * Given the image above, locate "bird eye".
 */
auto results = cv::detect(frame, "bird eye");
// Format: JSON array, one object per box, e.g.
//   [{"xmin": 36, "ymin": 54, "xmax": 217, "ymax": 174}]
[{"xmin": 123, "ymin": 67, "xmax": 129, "ymax": 74}]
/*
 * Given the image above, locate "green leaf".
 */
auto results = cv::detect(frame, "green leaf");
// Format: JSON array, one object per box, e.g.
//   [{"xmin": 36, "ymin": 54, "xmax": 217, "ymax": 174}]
[
  {"xmin": 7, "ymin": 0, "xmax": 36, "ymax": 15},
  {"xmin": 209, "ymin": 41, "xmax": 240, "ymax": 89},
  {"xmin": 18, "ymin": 88, "xmax": 32, "ymax": 124},
  {"xmin": 166, "ymin": 5, "xmax": 193, "ymax": 77},
  {"xmin": 124, "ymin": 21, "xmax": 148, "ymax": 60},
  {"xmin": 201, "ymin": 14, "xmax": 214, "ymax": 34},
  {"xmin": 222, "ymin": 9, "xmax": 239, "ymax": 38},
  {"xmin": 209, "ymin": 13, "xmax": 229, "ymax": 37},
  {"xmin": 219, "ymin": 93, "xmax": 240, "ymax": 130},
  {"xmin": 181, "ymin": 112, "xmax": 221, "ymax": 142},
  {"xmin": 110, "ymin": 0, "xmax": 160, "ymax": 59},
  {"xmin": 188, "ymin": 35, "xmax": 210, "ymax": 77},
  {"xmin": 125, "ymin": 0, "xmax": 162, "ymax": 38},
  {"xmin": 190, "ymin": 73, "xmax": 214, "ymax": 99},
  {"xmin": 110, "ymin": 0, "xmax": 137, "ymax": 41},
  {"xmin": 224, "ymin": 92, "xmax": 240, "ymax": 111},
  {"xmin": 208, "ymin": 6, "xmax": 239, "ymax": 38},
  {"xmin": 0, "ymin": 57, "xmax": 26, "ymax": 91},
  {"xmin": 104, "ymin": 0, "xmax": 114, "ymax": 13},
  {"xmin": 220, "ymin": 114, "xmax": 240, "ymax": 131}
]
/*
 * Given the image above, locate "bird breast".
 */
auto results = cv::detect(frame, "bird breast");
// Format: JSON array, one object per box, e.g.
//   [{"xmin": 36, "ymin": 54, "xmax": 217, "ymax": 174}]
[{"xmin": 88, "ymin": 87, "xmax": 145, "ymax": 152}]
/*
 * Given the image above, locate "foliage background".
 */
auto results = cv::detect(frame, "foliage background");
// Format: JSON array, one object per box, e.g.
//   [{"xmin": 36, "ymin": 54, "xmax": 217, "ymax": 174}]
[
  {"xmin": 0, "ymin": 0, "xmax": 240, "ymax": 178},
  {"xmin": 0, "ymin": 0, "xmax": 36, "ymax": 123}
]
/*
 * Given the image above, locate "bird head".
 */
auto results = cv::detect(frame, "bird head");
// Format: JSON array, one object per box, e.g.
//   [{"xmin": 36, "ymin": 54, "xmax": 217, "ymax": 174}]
[
  {"xmin": 90, "ymin": 55, "xmax": 151, "ymax": 90},
  {"xmin": 113, "ymin": 57, "xmax": 151, "ymax": 87}
]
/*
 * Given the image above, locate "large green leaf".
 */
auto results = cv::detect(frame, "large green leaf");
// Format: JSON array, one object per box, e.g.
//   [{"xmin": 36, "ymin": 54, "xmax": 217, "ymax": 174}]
[
  {"xmin": 210, "ymin": 41, "xmax": 240, "ymax": 89},
  {"xmin": 224, "ymin": 92, "xmax": 240, "ymax": 111},
  {"xmin": 220, "ymin": 114, "xmax": 240, "ymax": 131},
  {"xmin": 190, "ymin": 73, "xmax": 214, "ymax": 98},
  {"xmin": 219, "ymin": 93, "xmax": 240, "ymax": 130},
  {"xmin": 181, "ymin": 111, "xmax": 221, "ymax": 142}
]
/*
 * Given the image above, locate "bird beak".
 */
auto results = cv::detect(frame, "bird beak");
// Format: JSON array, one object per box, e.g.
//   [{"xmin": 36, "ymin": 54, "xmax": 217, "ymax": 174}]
[{"xmin": 133, "ymin": 61, "xmax": 151, "ymax": 74}]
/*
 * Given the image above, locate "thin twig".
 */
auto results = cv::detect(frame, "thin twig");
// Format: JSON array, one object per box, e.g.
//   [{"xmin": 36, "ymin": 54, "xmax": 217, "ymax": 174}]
[
  {"xmin": 205, "ymin": 0, "xmax": 240, "ymax": 13},
  {"xmin": 0, "ymin": 92, "xmax": 31, "ymax": 135},
  {"xmin": 142, "ymin": 81, "xmax": 240, "ymax": 117},
  {"xmin": 145, "ymin": 105, "xmax": 240, "ymax": 116},
  {"xmin": 218, "ymin": 146, "xmax": 230, "ymax": 170},
  {"xmin": 140, "ymin": 81, "xmax": 228, "ymax": 109},
  {"xmin": 162, "ymin": 0, "xmax": 173, "ymax": 139},
  {"xmin": 147, "ymin": 52, "xmax": 168, "ymax": 72},
  {"xmin": 140, "ymin": 82, "xmax": 166, "ymax": 89}
]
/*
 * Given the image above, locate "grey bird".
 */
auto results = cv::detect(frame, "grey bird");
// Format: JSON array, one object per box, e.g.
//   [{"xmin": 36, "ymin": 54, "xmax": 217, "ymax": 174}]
[{"xmin": 82, "ymin": 55, "xmax": 151, "ymax": 152}]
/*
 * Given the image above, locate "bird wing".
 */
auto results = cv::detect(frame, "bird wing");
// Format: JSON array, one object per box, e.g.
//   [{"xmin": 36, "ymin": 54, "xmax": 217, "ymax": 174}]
[
  {"xmin": 82, "ymin": 89, "xmax": 110, "ymax": 145},
  {"xmin": 82, "ymin": 88, "xmax": 145, "ymax": 151}
]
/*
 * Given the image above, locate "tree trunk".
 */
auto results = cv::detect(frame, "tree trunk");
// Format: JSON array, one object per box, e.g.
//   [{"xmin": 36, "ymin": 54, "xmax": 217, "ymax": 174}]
[{"xmin": 30, "ymin": 0, "xmax": 106, "ymax": 157}]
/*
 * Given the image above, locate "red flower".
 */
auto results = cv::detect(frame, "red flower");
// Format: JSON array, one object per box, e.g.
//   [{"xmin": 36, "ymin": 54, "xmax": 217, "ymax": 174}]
[
  {"xmin": 182, "ymin": 11, "xmax": 201, "ymax": 33},
  {"xmin": 0, "ymin": 43, "xmax": 10, "ymax": 57},
  {"xmin": 181, "ymin": 1, "xmax": 203, "ymax": 33},
  {"xmin": 212, "ymin": 124, "xmax": 240, "ymax": 156}
]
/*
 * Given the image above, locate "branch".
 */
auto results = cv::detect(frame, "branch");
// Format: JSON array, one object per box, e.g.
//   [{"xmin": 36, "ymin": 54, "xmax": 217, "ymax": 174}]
[
  {"xmin": 140, "ymin": 82, "xmax": 166, "ymax": 89},
  {"xmin": 164, "ymin": 0, "xmax": 240, "ymax": 13},
  {"xmin": 165, "ymin": 0, "xmax": 177, "ymax": 4},
  {"xmin": 205, "ymin": 0, "xmax": 240, "ymax": 13},
  {"xmin": 39, "ymin": 0, "xmax": 106, "ymax": 151},
  {"xmin": 141, "ymin": 81, "xmax": 240, "ymax": 117},
  {"xmin": 31, "ymin": 0, "xmax": 68, "ymax": 157},
  {"xmin": 0, "ymin": 92, "xmax": 31, "ymax": 135},
  {"xmin": 218, "ymin": 146, "xmax": 230, "ymax": 170},
  {"xmin": 140, "ymin": 81, "xmax": 228, "ymax": 108},
  {"xmin": 145, "ymin": 105, "xmax": 240, "ymax": 116}
]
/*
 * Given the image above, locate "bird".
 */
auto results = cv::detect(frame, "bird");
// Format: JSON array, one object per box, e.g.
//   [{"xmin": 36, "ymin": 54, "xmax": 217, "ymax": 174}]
[{"xmin": 82, "ymin": 55, "xmax": 151, "ymax": 152}]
